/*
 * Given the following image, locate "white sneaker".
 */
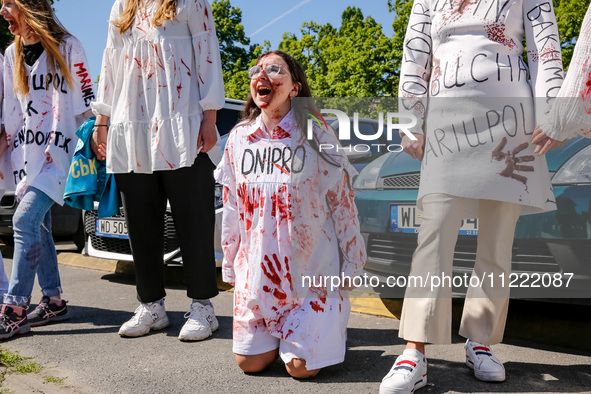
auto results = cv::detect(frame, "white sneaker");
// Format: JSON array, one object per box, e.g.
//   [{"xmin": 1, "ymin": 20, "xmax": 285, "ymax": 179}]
[
  {"xmin": 380, "ymin": 349, "xmax": 427, "ymax": 394},
  {"xmin": 178, "ymin": 302, "xmax": 219, "ymax": 341},
  {"xmin": 118, "ymin": 301, "xmax": 169, "ymax": 337},
  {"xmin": 465, "ymin": 339, "xmax": 505, "ymax": 382}
]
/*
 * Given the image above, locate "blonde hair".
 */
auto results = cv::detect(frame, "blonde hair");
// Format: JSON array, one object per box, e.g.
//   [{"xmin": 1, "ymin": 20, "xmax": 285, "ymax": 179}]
[
  {"xmin": 114, "ymin": 0, "xmax": 178, "ymax": 33},
  {"xmin": 12, "ymin": 0, "xmax": 73, "ymax": 97}
]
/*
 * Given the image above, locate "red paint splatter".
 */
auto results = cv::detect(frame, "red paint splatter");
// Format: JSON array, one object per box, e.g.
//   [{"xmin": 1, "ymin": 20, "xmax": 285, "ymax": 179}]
[
  {"xmin": 247, "ymin": 128, "xmax": 267, "ymax": 142},
  {"xmin": 181, "ymin": 59, "xmax": 191, "ymax": 76},
  {"xmin": 484, "ymin": 22, "xmax": 517, "ymax": 50},
  {"xmin": 263, "ymin": 285, "xmax": 287, "ymax": 300},
  {"xmin": 270, "ymin": 187, "xmax": 291, "ymax": 221},
  {"xmin": 270, "ymin": 125, "xmax": 290, "ymax": 139},
  {"xmin": 581, "ymin": 71, "xmax": 591, "ymax": 114},
  {"xmin": 310, "ymin": 301, "xmax": 324, "ymax": 312}
]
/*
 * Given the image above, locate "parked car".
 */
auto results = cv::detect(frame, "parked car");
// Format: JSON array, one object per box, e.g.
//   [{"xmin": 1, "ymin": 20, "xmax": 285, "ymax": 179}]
[
  {"xmin": 353, "ymin": 136, "xmax": 591, "ymax": 301},
  {"xmin": 0, "ymin": 191, "xmax": 86, "ymax": 251},
  {"xmin": 83, "ymin": 98, "xmax": 245, "ymax": 266},
  {"xmin": 325, "ymin": 117, "xmax": 399, "ymax": 174}
]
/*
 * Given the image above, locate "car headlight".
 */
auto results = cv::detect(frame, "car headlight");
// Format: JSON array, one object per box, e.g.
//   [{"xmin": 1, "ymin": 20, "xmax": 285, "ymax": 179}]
[
  {"xmin": 552, "ymin": 145, "xmax": 591, "ymax": 185},
  {"xmin": 352, "ymin": 153, "xmax": 390, "ymax": 190},
  {"xmin": 214, "ymin": 184, "xmax": 224, "ymax": 209}
]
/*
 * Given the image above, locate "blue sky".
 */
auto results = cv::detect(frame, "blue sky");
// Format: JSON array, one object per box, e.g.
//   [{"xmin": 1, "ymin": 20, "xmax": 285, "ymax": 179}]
[{"xmin": 52, "ymin": 0, "xmax": 395, "ymax": 80}]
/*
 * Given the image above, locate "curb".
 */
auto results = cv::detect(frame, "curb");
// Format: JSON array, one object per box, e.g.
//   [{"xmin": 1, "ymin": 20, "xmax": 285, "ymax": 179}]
[
  {"xmin": 57, "ymin": 252, "xmax": 591, "ymax": 351},
  {"xmin": 57, "ymin": 253, "xmax": 396, "ymax": 317}
]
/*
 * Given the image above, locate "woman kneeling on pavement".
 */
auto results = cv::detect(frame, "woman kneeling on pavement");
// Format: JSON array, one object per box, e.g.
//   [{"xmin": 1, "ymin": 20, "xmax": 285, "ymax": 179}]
[
  {"xmin": 91, "ymin": 0, "xmax": 225, "ymax": 340},
  {"xmin": 215, "ymin": 50, "xmax": 366, "ymax": 378},
  {"xmin": 0, "ymin": 0, "xmax": 94, "ymax": 339}
]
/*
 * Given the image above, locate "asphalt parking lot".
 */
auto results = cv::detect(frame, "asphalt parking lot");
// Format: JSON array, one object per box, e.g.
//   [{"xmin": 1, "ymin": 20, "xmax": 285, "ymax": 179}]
[{"xmin": 0, "ymin": 244, "xmax": 590, "ymax": 393}]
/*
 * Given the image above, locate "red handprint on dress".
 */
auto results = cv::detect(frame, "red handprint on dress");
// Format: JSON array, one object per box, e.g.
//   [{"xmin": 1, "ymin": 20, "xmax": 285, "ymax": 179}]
[
  {"xmin": 261, "ymin": 254, "xmax": 292, "ymax": 301},
  {"xmin": 492, "ymin": 137, "xmax": 534, "ymax": 190},
  {"xmin": 581, "ymin": 71, "xmax": 591, "ymax": 115},
  {"xmin": 308, "ymin": 285, "xmax": 327, "ymax": 313}
]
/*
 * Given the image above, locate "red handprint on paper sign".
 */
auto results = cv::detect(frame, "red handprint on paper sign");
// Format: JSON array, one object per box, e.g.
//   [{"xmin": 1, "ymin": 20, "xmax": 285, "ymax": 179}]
[
  {"xmin": 492, "ymin": 137, "xmax": 534, "ymax": 190},
  {"xmin": 261, "ymin": 254, "xmax": 292, "ymax": 301}
]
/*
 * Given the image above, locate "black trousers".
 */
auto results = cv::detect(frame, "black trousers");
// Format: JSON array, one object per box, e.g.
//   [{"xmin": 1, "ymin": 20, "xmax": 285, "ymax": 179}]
[{"xmin": 115, "ymin": 154, "xmax": 219, "ymax": 303}]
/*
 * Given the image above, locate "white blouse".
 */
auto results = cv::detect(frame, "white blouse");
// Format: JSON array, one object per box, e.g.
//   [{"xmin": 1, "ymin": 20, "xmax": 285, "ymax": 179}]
[
  {"xmin": 538, "ymin": 5, "xmax": 591, "ymax": 140},
  {"xmin": 399, "ymin": 0, "xmax": 564, "ymax": 215},
  {"xmin": 92, "ymin": 0, "xmax": 225, "ymax": 173}
]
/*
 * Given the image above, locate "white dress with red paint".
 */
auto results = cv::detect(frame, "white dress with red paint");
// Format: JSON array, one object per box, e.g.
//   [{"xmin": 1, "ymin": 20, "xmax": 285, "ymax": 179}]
[
  {"xmin": 400, "ymin": 0, "xmax": 564, "ymax": 215},
  {"xmin": 215, "ymin": 111, "xmax": 366, "ymax": 369},
  {"xmin": 91, "ymin": 0, "xmax": 224, "ymax": 173},
  {"xmin": 0, "ymin": 52, "xmax": 11, "ymax": 192},
  {"xmin": 538, "ymin": 5, "xmax": 591, "ymax": 140},
  {"xmin": 3, "ymin": 36, "xmax": 95, "ymax": 204}
]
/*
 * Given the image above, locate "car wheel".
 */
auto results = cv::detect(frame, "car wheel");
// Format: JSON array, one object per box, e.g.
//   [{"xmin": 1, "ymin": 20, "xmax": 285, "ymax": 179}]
[{"xmin": 72, "ymin": 217, "xmax": 86, "ymax": 253}]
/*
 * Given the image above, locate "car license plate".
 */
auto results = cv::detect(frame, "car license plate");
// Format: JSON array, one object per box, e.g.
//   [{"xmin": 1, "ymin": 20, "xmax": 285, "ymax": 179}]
[
  {"xmin": 96, "ymin": 218, "xmax": 129, "ymax": 239},
  {"xmin": 390, "ymin": 205, "xmax": 478, "ymax": 235}
]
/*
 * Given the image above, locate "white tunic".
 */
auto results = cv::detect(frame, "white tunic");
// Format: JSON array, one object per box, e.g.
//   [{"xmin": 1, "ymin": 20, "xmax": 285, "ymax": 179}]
[
  {"xmin": 3, "ymin": 36, "xmax": 95, "ymax": 204},
  {"xmin": 215, "ymin": 112, "xmax": 366, "ymax": 367},
  {"xmin": 537, "ymin": 5, "xmax": 591, "ymax": 140},
  {"xmin": 400, "ymin": 0, "xmax": 564, "ymax": 215},
  {"xmin": 91, "ymin": 0, "xmax": 225, "ymax": 173}
]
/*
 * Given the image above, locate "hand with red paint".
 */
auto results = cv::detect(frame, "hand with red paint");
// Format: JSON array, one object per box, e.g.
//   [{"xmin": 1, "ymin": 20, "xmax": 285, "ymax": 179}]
[
  {"xmin": 401, "ymin": 133, "xmax": 425, "ymax": 161},
  {"xmin": 532, "ymin": 126, "xmax": 567, "ymax": 155},
  {"xmin": 260, "ymin": 254, "xmax": 291, "ymax": 300},
  {"xmin": 198, "ymin": 110, "xmax": 217, "ymax": 153}
]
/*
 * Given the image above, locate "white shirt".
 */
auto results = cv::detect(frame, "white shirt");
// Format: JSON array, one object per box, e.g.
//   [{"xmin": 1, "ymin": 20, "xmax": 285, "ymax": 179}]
[
  {"xmin": 91, "ymin": 0, "xmax": 225, "ymax": 173},
  {"xmin": 400, "ymin": 0, "xmax": 564, "ymax": 214},
  {"xmin": 215, "ymin": 112, "xmax": 366, "ymax": 342},
  {"xmin": 3, "ymin": 36, "xmax": 95, "ymax": 204}
]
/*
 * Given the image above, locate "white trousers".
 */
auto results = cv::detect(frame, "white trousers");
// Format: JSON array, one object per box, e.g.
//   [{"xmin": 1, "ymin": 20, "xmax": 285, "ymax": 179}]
[{"xmin": 399, "ymin": 194, "xmax": 522, "ymax": 345}]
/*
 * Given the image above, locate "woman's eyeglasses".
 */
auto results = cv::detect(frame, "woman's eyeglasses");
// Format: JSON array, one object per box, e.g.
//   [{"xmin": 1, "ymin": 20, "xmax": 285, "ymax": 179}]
[{"xmin": 248, "ymin": 63, "xmax": 287, "ymax": 79}]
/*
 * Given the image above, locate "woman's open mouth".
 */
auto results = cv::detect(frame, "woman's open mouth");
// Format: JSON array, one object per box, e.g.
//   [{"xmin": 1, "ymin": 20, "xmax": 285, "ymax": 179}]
[
  {"xmin": 6, "ymin": 19, "xmax": 15, "ymax": 32},
  {"xmin": 257, "ymin": 86, "xmax": 272, "ymax": 97}
]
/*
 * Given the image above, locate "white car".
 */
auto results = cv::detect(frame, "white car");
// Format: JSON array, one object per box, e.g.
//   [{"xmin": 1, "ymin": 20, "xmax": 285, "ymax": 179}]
[{"xmin": 82, "ymin": 99, "xmax": 245, "ymax": 267}]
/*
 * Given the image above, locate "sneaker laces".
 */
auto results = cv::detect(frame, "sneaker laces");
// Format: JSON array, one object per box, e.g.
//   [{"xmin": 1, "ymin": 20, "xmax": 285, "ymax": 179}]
[
  {"xmin": 0, "ymin": 305, "xmax": 24, "ymax": 331},
  {"xmin": 184, "ymin": 303, "xmax": 209, "ymax": 323},
  {"xmin": 129, "ymin": 304, "xmax": 156, "ymax": 325}
]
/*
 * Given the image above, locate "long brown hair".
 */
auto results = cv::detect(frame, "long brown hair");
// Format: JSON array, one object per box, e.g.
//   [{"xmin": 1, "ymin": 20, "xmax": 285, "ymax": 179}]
[
  {"xmin": 12, "ymin": 0, "xmax": 73, "ymax": 97},
  {"xmin": 114, "ymin": 0, "xmax": 178, "ymax": 33}
]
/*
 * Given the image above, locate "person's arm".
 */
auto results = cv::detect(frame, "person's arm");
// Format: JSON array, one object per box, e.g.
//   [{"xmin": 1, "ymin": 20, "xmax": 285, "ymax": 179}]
[
  {"xmin": 0, "ymin": 129, "xmax": 8, "ymax": 159},
  {"xmin": 220, "ymin": 185, "xmax": 239, "ymax": 285},
  {"xmin": 326, "ymin": 173, "xmax": 367, "ymax": 287},
  {"xmin": 397, "ymin": 0, "xmax": 432, "ymax": 161},
  {"xmin": 523, "ymin": 0, "xmax": 564, "ymax": 119},
  {"xmin": 92, "ymin": 114, "xmax": 110, "ymax": 161},
  {"xmin": 533, "ymin": 5, "xmax": 591, "ymax": 153},
  {"xmin": 90, "ymin": 1, "xmax": 124, "ymax": 161},
  {"xmin": 187, "ymin": 0, "xmax": 224, "ymax": 153},
  {"xmin": 215, "ymin": 133, "xmax": 240, "ymax": 285}
]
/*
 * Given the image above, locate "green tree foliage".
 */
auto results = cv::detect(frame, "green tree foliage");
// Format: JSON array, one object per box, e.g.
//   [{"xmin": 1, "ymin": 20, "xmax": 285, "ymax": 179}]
[
  {"xmin": 212, "ymin": 0, "xmax": 267, "ymax": 100},
  {"xmin": 554, "ymin": 0, "xmax": 591, "ymax": 70},
  {"xmin": 279, "ymin": 7, "xmax": 396, "ymax": 97}
]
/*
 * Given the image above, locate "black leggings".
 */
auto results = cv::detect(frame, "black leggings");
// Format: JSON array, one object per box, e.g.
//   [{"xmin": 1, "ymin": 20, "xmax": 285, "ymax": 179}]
[{"xmin": 115, "ymin": 154, "xmax": 219, "ymax": 303}]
